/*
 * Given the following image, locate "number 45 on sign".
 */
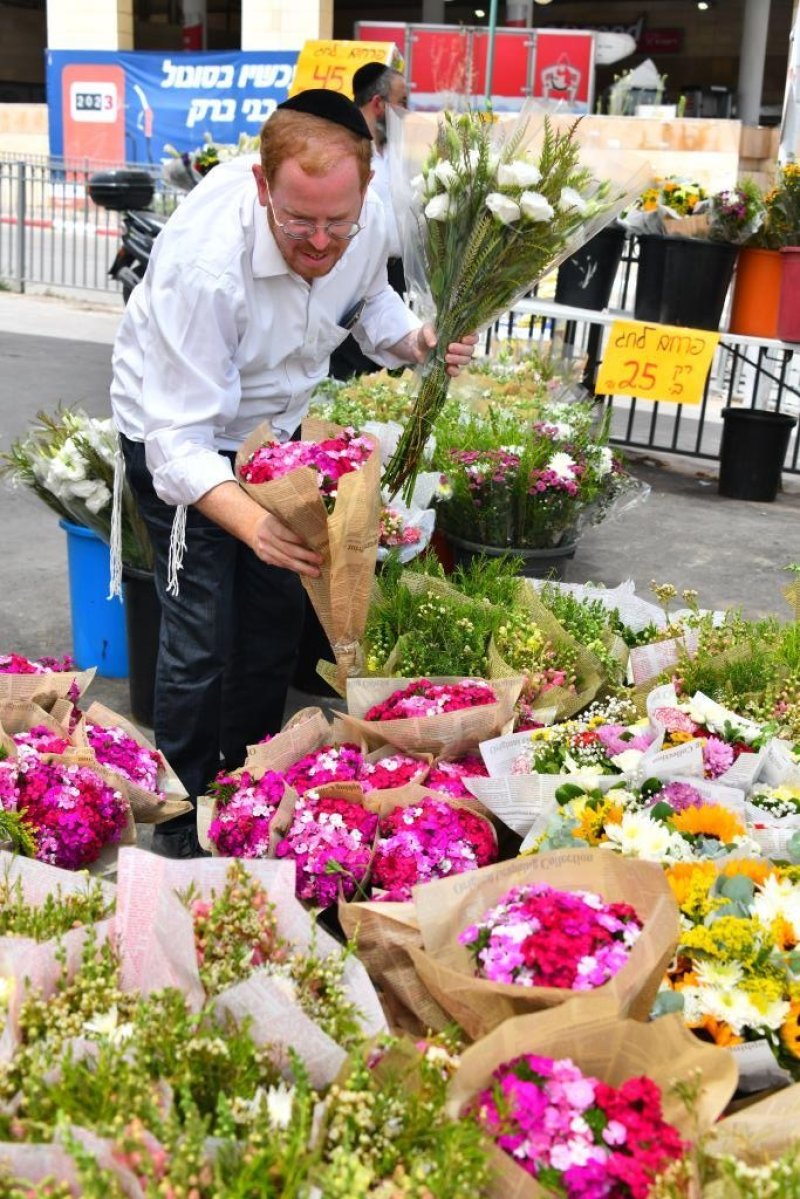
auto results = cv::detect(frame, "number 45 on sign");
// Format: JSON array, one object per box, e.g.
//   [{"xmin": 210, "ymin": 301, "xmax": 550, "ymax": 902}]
[{"xmin": 595, "ymin": 320, "xmax": 720, "ymax": 405}]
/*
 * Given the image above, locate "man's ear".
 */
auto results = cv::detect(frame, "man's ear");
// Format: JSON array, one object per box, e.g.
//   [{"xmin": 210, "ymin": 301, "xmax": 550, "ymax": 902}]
[{"xmin": 252, "ymin": 163, "xmax": 268, "ymax": 206}]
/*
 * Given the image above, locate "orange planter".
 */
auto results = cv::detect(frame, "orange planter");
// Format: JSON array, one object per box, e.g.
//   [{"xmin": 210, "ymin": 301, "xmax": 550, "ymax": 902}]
[{"xmin": 728, "ymin": 246, "xmax": 782, "ymax": 338}]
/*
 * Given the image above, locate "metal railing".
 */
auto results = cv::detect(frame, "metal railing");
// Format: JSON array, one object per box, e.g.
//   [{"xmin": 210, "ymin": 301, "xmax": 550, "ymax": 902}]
[{"xmin": 0, "ymin": 154, "xmax": 180, "ymax": 297}]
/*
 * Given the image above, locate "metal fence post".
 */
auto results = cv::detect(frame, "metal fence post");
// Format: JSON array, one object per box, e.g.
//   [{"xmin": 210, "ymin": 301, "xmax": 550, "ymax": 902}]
[{"xmin": 14, "ymin": 161, "xmax": 26, "ymax": 293}]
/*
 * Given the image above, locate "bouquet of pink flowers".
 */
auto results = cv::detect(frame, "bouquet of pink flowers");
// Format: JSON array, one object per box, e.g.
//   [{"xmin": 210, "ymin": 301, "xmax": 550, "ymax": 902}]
[
  {"xmin": 365, "ymin": 679, "xmax": 498, "ymax": 722},
  {"xmin": 459, "ymin": 882, "xmax": 643, "ymax": 989},
  {"xmin": 0, "ymin": 756, "xmax": 130, "ymax": 869},
  {"xmin": 370, "ymin": 796, "xmax": 498, "ymax": 901},
  {"xmin": 360, "ymin": 752, "xmax": 429, "ymax": 792},
  {"xmin": 206, "ymin": 768, "xmax": 288, "ymax": 858},
  {"xmin": 11, "ymin": 724, "xmax": 70, "ymax": 756},
  {"xmin": 85, "ymin": 722, "xmax": 163, "ymax": 799},
  {"xmin": 284, "ymin": 743, "xmax": 365, "ymax": 795},
  {"xmin": 426, "ymin": 753, "xmax": 489, "ymax": 799},
  {"xmin": 238, "ymin": 427, "xmax": 374, "ymax": 513},
  {"xmin": 469, "ymin": 1052, "xmax": 685, "ymax": 1197},
  {"xmin": 0, "ymin": 652, "xmax": 94, "ymax": 704},
  {"xmin": 236, "ymin": 419, "xmax": 381, "ymax": 688},
  {"xmin": 274, "ymin": 792, "xmax": 379, "ymax": 906}
]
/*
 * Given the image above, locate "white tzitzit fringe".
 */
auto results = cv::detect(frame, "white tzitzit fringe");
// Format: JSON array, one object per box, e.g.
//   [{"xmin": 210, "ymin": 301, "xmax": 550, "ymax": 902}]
[
  {"xmin": 167, "ymin": 505, "xmax": 187, "ymax": 596},
  {"xmin": 108, "ymin": 445, "xmax": 125, "ymax": 599}
]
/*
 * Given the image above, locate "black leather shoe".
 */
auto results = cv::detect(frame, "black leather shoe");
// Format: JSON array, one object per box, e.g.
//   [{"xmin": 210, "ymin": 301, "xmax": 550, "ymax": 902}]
[{"xmin": 150, "ymin": 828, "xmax": 211, "ymax": 859}]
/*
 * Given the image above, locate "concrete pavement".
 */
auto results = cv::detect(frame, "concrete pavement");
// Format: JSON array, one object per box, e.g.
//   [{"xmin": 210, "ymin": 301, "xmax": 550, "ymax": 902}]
[{"xmin": 1, "ymin": 288, "xmax": 799, "ymax": 733}]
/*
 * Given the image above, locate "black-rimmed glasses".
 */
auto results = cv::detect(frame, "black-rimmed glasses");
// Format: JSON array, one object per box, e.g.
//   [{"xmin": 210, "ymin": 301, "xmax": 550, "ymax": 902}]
[{"xmin": 265, "ymin": 187, "xmax": 362, "ymax": 241}]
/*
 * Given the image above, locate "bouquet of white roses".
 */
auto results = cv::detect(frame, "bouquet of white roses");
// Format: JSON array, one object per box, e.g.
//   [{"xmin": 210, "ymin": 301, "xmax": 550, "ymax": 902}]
[{"xmin": 382, "ymin": 104, "xmax": 652, "ymax": 498}]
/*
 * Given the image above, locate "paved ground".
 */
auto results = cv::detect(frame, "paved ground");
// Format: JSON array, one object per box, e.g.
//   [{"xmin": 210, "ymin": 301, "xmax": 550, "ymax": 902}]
[{"xmin": 1, "ymin": 287, "xmax": 799, "ymax": 737}]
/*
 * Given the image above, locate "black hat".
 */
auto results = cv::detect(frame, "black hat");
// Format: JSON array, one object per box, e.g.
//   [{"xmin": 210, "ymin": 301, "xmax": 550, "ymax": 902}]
[
  {"xmin": 352, "ymin": 61, "xmax": 388, "ymax": 97},
  {"xmin": 277, "ymin": 88, "xmax": 372, "ymax": 140}
]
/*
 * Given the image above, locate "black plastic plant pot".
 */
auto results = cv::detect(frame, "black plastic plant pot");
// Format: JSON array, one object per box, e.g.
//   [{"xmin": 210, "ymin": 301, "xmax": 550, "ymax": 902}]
[
  {"xmin": 634, "ymin": 235, "xmax": 738, "ymax": 332},
  {"xmin": 718, "ymin": 407, "xmax": 797, "ymax": 503},
  {"xmin": 555, "ymin": 225, "xmax": 627, "ymax": 311}
]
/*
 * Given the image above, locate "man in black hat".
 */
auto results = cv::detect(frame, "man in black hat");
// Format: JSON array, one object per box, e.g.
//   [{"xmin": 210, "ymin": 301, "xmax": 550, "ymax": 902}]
[
  {"xmin": 110, "ymin": 90, "xmax": 477, "ymax": 857},
  {"xmin": 329, "ymin": 62, "xmax": 409, "ymax": 382}
]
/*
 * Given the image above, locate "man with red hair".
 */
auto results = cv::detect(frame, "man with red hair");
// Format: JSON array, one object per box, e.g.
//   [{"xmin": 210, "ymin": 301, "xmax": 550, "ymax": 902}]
[{"xmin": 111, "ymin": 90, "xmax": 476, "ymax": 857}]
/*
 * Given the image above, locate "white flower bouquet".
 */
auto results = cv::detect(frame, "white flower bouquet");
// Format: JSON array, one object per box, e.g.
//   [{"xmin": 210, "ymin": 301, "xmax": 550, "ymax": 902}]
[
  {"xmin": 0, "ymin": 405, "xmax": 153, "ymax": 572},
  {"xmin": 382, "ymin": 104, "xmax": 652, "ymax": 498}
]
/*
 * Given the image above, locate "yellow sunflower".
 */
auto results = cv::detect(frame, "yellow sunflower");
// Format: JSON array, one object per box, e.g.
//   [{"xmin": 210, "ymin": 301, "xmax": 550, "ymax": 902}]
[{"xmin": 672, "ymin": 804, "xmax": 746, "ymax": 844}]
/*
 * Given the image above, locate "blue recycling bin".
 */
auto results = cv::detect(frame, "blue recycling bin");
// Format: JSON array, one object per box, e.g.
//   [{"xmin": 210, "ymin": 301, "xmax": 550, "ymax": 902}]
[{"xmin": 59, "ymin": 519, "xmax": 129, "ymax": 678}]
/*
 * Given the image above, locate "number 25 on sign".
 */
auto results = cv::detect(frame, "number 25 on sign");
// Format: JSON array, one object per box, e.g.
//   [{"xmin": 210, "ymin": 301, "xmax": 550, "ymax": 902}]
[{"xmin": 595, "ymin": 320, "xmax": 720, "ymax": 405}]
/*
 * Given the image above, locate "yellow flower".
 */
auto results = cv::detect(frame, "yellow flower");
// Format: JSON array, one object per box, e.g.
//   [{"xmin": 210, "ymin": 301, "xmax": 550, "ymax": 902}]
[
  {"xmin": 680, "ymin": 916, "xmax": 770, "ymax": 966},
  {"xmin": 781, "ymin": 1000, "xmax": 800, "ymax": 1059},
  {"xmin": 672, "ymin": 803, "xmax": 746, "ymax": 844},
  {"xmin": 664, "ymin": 861, "xmax": 718, "ymax": 918}
]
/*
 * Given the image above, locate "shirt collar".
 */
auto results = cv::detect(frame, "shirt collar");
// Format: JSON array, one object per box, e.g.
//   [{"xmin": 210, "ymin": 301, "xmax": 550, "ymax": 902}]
[{"xmin": 251, "ymin": 197, "xmax": 291, "ymax": 279}]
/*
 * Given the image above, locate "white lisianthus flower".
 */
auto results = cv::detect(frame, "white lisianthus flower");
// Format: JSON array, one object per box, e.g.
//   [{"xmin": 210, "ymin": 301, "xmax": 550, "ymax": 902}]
[
  {"xmin": 425, "ymin": 193, "xmax": 454, "ymax": 222},
  {"xmin": 497, "ymin": 160, "xmax": 541, "ymax": 189},
  {"xmin": 519, "ymin": 190, "xmax": 555, "ymax": 223},
  {"xmin": 434, "ymin": 161, "xmax": 460, "ymax": 190},
  {"xmin": 485, "ymin": 192, "xmax": 521, "ymax": 225},
  {"xmin": 559, "ymin": 186, "xmax": 589, "ymax": 214},
  {"xmin": 547, "ymin": 451, "xmax": 578, "ymax": 481}
]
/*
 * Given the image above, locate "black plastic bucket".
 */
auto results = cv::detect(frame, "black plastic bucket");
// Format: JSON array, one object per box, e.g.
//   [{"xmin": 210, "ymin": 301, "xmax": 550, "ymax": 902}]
[
  {"xmin": 718, "ymin": 407, "xmax": 797, "ymax": 502},
  {"xmin": 555, "ymin": 225, "xmax": 626, "ymax": 311},
  {"xmin": 121, "ymin": 567, "xmax": 160, "ymax": 727},
  {"xmin": 634, "ymin": 236, "xmax": 738, "ymax": 331}
]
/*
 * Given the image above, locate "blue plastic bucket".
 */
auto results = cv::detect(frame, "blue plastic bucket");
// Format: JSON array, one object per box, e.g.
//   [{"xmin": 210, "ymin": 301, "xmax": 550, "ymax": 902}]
[{"xmin": 59, "ymin": 519, "xmax": 129, "ymax": 678}]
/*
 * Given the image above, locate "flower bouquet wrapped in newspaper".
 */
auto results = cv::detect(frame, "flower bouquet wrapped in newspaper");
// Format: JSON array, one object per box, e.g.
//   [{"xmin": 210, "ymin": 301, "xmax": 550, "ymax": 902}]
[
  {"xmin": 70, "ymin": 700, "xmax": 191, "ymax": 826},
  {"xmin": 382, "ymin": 105, "xmax": 652, "ymax": 498},
  {"xmin": 407, "ymin": 848, "xmax": 679, "ymax": 1040},
  {"xmin": 114, "ymin": 848, "xmax": 387, "ymax": 1088},
  {"xmin": 446, "ymin": 996, "xmax": 738, "ymax": 1199},
  {"xmin": 236, "ymin": 418, "xmax": 381, "ymax": 688},
  {"xmin": 0, "ymin": 651, "xmax": 94, "ymax": 705}
]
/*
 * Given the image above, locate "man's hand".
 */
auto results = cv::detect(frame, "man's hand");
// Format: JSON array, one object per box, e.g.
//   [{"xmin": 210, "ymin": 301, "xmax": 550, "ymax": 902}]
[
  {"xmin": 253, "ymin": 511, "xmax": 322, "ymax": 578},
  {"xmin": 416, "ymin": 323, "xmax": 479, "ymax": 377},
  {"xmin": 195, "ymin": 480, "xmax": 322, "ymax": 578}
]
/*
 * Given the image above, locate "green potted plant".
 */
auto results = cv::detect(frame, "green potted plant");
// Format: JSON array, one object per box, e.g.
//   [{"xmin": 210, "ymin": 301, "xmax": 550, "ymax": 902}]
[{"xmin": 429, "ymin": 395, "xmax": 642, "ymax": 578}]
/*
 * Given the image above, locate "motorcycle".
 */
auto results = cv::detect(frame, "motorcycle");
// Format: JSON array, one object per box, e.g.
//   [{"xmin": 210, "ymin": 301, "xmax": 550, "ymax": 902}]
[
  {"xmin": 88, "ymin": 169, "xmax": 167, "ymax": 304},
  {"xmin": 89, "ymin": 152, "xmax": 216, "ymax": 303}
]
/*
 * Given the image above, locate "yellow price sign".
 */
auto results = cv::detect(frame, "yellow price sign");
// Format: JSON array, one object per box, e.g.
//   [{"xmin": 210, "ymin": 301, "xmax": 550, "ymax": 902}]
[
  {"xmin": 595, "ymin": 320, "xmax": 720, "ymax": 405},
  {"xmin": 289, "ymin": 40, "xmax": 404, "ymax": 99}
]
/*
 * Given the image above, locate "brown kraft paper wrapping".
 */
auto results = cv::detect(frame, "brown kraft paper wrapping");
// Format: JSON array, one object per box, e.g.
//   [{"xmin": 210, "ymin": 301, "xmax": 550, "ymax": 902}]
[
  {"xmin": 708, "ymin": 1083, "xmax": 800, "ymax": 1161},
  {"xmin": 337, "ymin": 674, "xmax": 525, "ymax": 757},
  {"xmin": 0, "ymin": 700, "xmax": 73, "ymax": 758},
  {"xmin": 0, "ymin": 666, "xmax": 96, "ymax": 704},
  {"xmin": 236, "ymin": 419, "xmax": 381, "ymax": 691},
  {"xmin": 243, "ymin": 705, "xmax": 335, "ymax": 774},
  {"xmin": 446, "ymin": 997, "xmax": 738, "ymax": 1199},
  {"xmin": 338, "ymin": 897, "xmax": 451, "ymax": 1037},
  {"xmin": 408, "ymin": 848, "xmax": 680, "ymax": 1041},
  {"xmin": 71, "ymin": 700, "xmax": 192, "ymax": 825}
]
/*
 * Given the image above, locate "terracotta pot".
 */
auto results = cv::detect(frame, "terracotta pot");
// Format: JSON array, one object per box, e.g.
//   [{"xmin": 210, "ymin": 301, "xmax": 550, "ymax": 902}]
[
  {"xmin": 778, "ymin": 246, "xmax": 800, "ymax": 343},
  {"xmin": 728, "ymin": 247, "xmax": 782, "ymax": 338}
]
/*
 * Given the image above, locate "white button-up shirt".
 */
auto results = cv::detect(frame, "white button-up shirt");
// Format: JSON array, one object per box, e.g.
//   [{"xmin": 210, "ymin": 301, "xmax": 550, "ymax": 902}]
[{"xmin": 111, "ymin": 155, "xmax": 420, "ymax": 507}]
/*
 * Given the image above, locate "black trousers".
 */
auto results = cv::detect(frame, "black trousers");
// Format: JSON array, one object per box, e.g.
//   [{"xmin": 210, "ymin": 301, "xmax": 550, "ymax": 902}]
[{"xmin": 121, "ymin": 435, "xmax": 304, "ymax": 828}]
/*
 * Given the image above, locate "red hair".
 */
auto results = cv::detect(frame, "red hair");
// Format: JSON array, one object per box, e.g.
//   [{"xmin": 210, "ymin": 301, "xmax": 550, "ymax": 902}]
[{"xmin": 260, "ymin": 110, "xmax": 372, "ymax": 189}]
